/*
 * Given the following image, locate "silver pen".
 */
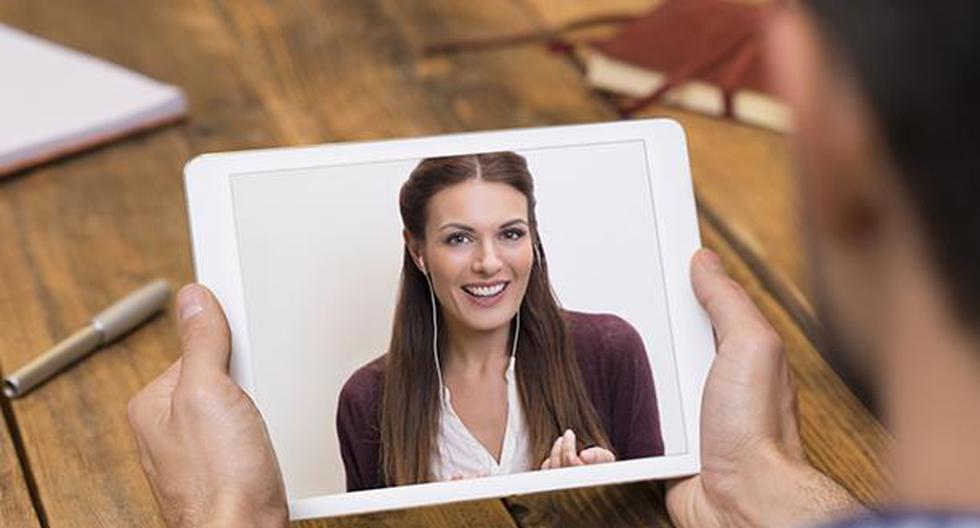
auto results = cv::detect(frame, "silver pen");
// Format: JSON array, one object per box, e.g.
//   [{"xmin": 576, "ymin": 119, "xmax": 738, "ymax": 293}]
[{"xmin": 2, "ymin": 279, "xmax": 171, "ymax": 398}]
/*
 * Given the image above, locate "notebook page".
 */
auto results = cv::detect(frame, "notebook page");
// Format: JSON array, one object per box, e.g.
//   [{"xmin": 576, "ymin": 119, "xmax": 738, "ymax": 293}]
[{"xmin": 0, "ymin": 23, "xmax": 186, "ymax": 175}]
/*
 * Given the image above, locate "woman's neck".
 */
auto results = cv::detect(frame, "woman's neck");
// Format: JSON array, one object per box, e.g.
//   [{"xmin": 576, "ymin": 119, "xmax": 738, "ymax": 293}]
[{"xmin": 442, "ymin": 318, "xmax": 512, "ymax": 377}]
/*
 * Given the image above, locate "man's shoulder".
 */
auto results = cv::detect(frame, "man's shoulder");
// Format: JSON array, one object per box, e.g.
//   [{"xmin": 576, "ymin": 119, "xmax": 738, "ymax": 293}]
[{"xmin": 821, "ymin": 511, "xmax": 980, "ymax": 528}]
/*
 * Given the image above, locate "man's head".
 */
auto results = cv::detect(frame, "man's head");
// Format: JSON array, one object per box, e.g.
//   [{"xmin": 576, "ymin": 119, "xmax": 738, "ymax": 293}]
[{"xmin": 766, "ymin": 2, "xmax": 980, "ymax": 412}]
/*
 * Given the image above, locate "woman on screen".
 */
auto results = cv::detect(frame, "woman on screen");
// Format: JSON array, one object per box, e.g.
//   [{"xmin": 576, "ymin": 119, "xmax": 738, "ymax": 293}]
[{"xmin": 337, "ymin": 152, "xmax": 663, "ymax": 490}]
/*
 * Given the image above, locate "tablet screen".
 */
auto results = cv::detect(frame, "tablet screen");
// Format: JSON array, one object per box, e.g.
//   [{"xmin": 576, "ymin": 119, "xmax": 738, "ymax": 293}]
[{"xmin": 227, "ymin": 140, "xmax": 686, "ymax": 500}]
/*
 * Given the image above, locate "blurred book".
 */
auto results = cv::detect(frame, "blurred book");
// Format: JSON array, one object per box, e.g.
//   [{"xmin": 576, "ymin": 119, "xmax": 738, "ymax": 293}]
[
  {"xmin": 0, "ymin": 23, "xmax": 186, "ymax": 177},
  {"xmin": 581, "ymin": 0, "xmax": 790, "ymax": 132}
]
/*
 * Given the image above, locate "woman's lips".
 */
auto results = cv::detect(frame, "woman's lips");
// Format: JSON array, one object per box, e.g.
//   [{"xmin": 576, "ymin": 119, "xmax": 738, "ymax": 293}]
[{"xmin": 461, "ymin": 281, "xmax": 509, "ymax": 308}]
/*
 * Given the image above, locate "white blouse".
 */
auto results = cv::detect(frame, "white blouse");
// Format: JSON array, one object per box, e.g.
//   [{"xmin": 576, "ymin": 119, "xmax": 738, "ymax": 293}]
[{"xmin": 430, "ymin": 356, "xmax": 535, "ymax": 481}]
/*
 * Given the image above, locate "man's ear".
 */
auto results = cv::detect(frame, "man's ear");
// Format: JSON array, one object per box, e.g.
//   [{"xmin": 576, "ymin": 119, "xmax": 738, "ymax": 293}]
[
  {"xmin": 766, "ymin": 7, "xmax": 884, "ymax": 247},
  {"xmin": 403, "ymin": 229, "xmax": 426, "ymax": 273}
]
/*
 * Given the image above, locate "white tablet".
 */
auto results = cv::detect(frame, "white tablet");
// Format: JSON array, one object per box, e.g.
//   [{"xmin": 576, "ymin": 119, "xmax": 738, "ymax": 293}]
[{"xmin": 184, "ymin": 119, "xmax": 714, "ymax": 520}]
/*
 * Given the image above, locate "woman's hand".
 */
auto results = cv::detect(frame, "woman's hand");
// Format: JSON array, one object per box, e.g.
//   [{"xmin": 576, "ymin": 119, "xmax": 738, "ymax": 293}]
[
  {"xmin": 446, "ymin": 471, "xmax": 489, "ymax": 481},
  {"xmin": 127, "ymin": 284, "xmax": 288, "ymax": 528},
  {"xmin": 540, "ymin": 429, "xmax": 616, "ymax": 469},
  {"xmin": 665, "ymin": 250, "xmax": 858, "ymax": 528}
]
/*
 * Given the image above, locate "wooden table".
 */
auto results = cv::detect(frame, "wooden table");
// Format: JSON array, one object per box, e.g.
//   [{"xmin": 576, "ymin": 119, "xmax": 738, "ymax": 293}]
[{"xmin": 0, "ymin": 1, "xmax": 888, "ymax": 526}]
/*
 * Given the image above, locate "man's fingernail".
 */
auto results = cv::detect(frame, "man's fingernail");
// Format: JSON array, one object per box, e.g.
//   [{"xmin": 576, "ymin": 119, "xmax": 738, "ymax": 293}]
[
  {"xmin": 699, "ymin": 249, "xmax": 723, "ymax": 271},
  {"xmin": 177, "ymin": 285, "xmax": 205, "ymax": 321}
]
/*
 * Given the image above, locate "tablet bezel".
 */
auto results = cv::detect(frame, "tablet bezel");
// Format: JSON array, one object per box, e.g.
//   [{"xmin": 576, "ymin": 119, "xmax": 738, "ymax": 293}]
[{"xmin": 184, "ymin": 119, "xmax": 714, "ymax": 519}]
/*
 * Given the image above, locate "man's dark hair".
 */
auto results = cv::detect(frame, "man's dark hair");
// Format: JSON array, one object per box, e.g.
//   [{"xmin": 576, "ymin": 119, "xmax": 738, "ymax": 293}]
[{"xmin": 804, "ymin": 1, "xmax": 980, "ymax": 328}]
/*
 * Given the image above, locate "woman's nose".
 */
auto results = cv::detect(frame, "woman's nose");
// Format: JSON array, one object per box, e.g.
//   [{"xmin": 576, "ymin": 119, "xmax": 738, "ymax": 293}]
[{"xmin": 473, "ymin": 240, "xmax": 503, "ymax": 275}]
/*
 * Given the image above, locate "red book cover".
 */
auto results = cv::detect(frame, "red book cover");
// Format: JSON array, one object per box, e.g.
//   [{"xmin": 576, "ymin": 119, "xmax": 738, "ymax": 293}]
[
  {"xmin": 592, "ymin": 0, "xmax": 767, "ymax": 86},
  {"xmin": 586, "ymin": 0, "xmax": 788, "ymax": 131}
]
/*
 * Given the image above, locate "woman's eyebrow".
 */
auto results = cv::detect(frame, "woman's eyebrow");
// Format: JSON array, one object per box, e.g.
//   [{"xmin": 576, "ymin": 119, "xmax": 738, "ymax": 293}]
[
  {"xmin": 438, "ymin": 222, "xmax": 475, "ymax": 232},
  {"xmin": 499, "ymin": 219, "xmax": 529, "ymax": 229},
  {"xmin": 438, "ymin": 218, "xmax": 528, "ymax": 231}
]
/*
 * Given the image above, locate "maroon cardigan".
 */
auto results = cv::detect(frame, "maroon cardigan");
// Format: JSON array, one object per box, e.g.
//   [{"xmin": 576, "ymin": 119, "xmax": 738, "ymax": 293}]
[{"xmin": 336, "ymin": 311, "xmax": 665, "ymax": 491}]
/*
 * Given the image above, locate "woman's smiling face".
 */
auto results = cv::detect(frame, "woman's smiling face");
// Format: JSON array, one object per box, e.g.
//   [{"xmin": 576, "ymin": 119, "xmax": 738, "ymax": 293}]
[{"xmin": 411, "ymin": 179, "xmax": 534, "ymax": 335}]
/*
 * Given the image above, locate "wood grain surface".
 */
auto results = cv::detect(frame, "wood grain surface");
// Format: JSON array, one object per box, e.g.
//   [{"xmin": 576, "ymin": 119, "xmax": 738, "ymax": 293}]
[
  {"xmin": 505, "ymin": 480, "xmax": 671, "ymax": 528},
  {"xmin": 0, "ymin": 0, "xmax": 886, "ymax": 526},
  {"xmin": 293, "ymin": 500, "xmax": 518, "ymax": 528},
  {"xmin": 0, "ymin": 406, "xmax": 39, "ymax": 528}
]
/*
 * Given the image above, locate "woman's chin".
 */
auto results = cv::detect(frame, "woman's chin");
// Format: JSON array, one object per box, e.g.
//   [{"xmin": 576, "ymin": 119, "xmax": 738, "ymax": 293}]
[
  {"xmin": 457, "ymin": 311, "xmax": 515, "ymax": 333},
  {"xmin": 454, "ymin": 301, "xmax": 519, "ymax": 333}
]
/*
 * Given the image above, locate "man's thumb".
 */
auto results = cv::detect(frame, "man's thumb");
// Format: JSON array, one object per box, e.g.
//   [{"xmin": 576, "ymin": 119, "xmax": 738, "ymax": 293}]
[
  {"xmin": 175, "ymin": 283, "xmax": 232, "ymax": 384},
  {"xmin": 690, "ymin": 249, "xmax": 769, "ymax": 341}
]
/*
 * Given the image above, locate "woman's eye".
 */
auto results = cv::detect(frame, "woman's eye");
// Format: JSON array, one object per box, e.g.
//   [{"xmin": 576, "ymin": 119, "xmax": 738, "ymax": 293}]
[
  {"xmin": 446, "ymin": 233, "xmax": 472, "ymax": 245},
  {"xmin": 501, "ymin": 228, "xmax": 526, "ymax": 241}
]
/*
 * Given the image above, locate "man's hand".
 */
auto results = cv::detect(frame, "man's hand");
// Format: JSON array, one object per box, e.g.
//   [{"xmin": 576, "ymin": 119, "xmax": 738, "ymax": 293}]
[
  {"xmin": 666, "ymin": 249, "xmax": 859, "ymax": 528},
  {"xmin": 127, "ymin": 284, "xmax": 288, "ymax": 528}
]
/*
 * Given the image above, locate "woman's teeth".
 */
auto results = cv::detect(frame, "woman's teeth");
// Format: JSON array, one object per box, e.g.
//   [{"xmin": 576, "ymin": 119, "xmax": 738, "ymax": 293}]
[{"xmin": 464, "ymin": 283, "xmax": 506, "ymax": 297}]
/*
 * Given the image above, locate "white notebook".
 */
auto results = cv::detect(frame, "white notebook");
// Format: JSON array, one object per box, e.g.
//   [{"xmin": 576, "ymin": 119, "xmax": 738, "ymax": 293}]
[{"xmin": 0, "ymin": 24, "xmax": 187, "ymax": 177}]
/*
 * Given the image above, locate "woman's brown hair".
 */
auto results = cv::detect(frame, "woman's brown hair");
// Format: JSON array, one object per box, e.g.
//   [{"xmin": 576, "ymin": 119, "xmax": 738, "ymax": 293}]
[{"xmin": 380, "ymin": 151, "xmax": 613, "ymax": 485}]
